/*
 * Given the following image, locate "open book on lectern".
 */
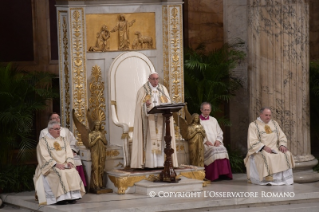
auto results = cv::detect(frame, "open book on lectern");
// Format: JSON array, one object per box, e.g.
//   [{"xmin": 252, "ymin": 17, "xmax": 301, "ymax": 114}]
[{"xmin": 148, "ymin": 102, "xmax": 186, "ymax": 114}]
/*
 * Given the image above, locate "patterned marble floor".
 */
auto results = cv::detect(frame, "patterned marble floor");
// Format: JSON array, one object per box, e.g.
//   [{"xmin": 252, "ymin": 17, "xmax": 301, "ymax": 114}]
[{"xmin": 1, "ymin": 174, "xmax": 319, "ymax": 212}]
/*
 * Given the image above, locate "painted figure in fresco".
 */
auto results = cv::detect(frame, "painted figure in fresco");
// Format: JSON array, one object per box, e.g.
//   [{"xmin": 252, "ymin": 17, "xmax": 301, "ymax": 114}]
[
  {"xmin": 89, "ymin": 25, "xmax": 110, "ymax": 52},
  {"xmin": 111, "ymin": 14, "xmax": 135, "ymax": 50}
]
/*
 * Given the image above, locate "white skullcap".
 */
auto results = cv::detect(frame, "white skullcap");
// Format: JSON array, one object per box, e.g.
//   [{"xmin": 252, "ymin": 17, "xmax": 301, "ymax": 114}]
[{"xmin": 149, "ymin": 72, "xmax": 159, "ymax": 77}]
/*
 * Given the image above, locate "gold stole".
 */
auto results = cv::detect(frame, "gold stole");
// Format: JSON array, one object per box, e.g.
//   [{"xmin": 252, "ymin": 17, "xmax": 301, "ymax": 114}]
[{"xmin": 142, "ymin": 83, "xmax": 169, "ymax": 154}]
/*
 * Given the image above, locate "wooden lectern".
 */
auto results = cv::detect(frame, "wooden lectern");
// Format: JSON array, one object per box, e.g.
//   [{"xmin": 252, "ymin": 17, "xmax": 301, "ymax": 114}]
[{"xmin": 148, "ymin": 102, "xmax": 186, "ymax": 182}]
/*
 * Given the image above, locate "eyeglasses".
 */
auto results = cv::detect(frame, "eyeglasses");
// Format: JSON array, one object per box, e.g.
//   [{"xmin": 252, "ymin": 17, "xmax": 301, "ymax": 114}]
[
  {"xmin": 202, "ymin": 109, "xmax": 211, "ymax": 111},
  {"xmin": 51, "ymin": 128, "xmax": 61, "ymax": 131},
  {"xmin": 149, "ymin": 78, "xmax": 159, "ymax": 81}
]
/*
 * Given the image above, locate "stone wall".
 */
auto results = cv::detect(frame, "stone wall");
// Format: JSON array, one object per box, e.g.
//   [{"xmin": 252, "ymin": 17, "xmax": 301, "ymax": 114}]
[
  {"xmin": 309, "ymin": 0, "xmax": 319, "ymax": 60},
  {"xmin": 184, "ymin": 0, "xmax": 224, "ymax": 52},
  {"xmin": 223, "ymin": 0, "xmax": 249, "ymax": 152}
]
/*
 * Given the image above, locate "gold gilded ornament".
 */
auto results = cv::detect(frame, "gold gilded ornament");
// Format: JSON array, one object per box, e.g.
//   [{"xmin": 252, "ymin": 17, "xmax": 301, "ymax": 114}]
[
  {"xmin": 173, "ymin": 107, "xmax": 206, "ymax": 167},
  {"xmin": 143, "ymin": 94, "xmax": 151, "ymax": 103},
  {"xmin": 53, "ymin": 141, "xmax": 62, "ymax": 151},
  {"xmin": 160, "ymin": 95, "xmax": 168, "ymax": 103},
  {"xmin": 108, "ymin": 175, "xmax": 146, "ymax": 194},
  {"xmin": 265, "ymin": 125, "xmax": 272, "ymax": 134}
]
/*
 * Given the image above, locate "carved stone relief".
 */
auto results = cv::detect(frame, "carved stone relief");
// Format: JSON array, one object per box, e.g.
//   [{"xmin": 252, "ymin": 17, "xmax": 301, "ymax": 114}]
[{"xmin": 86, "ymin": 13, "xmax": 156, "ymax": 51}]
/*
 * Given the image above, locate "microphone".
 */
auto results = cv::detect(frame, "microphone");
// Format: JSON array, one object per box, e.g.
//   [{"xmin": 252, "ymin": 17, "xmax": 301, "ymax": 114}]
[{"xmin": 157, "ymin": 87, "xmax": 173, "ymax": 103}]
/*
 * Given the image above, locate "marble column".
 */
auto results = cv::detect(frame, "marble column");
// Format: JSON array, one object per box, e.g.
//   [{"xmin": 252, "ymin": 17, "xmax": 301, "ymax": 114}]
[
  {"xmin": 247, "ymin": 0, "xmax": 319, "ymax": 183},
  {"xmin": 225, "ymin": 0, "xmax": 319, "ymax": 183}
]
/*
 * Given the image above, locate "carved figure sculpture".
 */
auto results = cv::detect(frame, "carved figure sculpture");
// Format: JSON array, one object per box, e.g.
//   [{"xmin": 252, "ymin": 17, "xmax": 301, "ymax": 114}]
[
  {"xmin": 88, "ymin": 121, "xmax": 107, "ymax": 190},
  {"xmin": 72, "ymin": 109, "xmax": 111, "ymax": 193},
  {"xmin": 89, "ymin": 25, "xmax": 110, "ymax": 52},
  {"xmin": 173, "ymin": 106, "xmax": 206, "ymax": 167},
  {"xmin": 132, "ymin": 36, "xmax": 140, "ymax": 50},
  {"xmin": 111, "ymin": 14, "xmax": 135, "ymax": 50},
  {"xmin": 134, "ymin": 31, "xmax": 153, "ymax": 49}
]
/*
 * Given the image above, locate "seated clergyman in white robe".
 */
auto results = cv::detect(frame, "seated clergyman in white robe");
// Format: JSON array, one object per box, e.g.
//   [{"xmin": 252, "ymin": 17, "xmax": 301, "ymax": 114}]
[
  {"xmin": 39, "ymin": 113, "xmax": 87, "ymax": 186},
  {"xmin": 244, "ymin": 107, "xmax": 295, "ymax": 185},
  {"xmin": 39, "ymin": 113, "xmax": 82, "ymax": 167},
  {"xmin": 34, "ymin": 121, "xmax": 85, "ymax": 205},
  {"xmin": 131, "ymin": 72, "xmax": 178, "ymax": 168},
  {"xmin": 199, "ymin": 102, "xmax": 232, "ymax": 181}
]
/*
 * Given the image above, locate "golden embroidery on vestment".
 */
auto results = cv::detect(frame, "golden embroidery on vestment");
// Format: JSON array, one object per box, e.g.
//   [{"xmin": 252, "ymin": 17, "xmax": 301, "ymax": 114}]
[
  {"xmin": 160, "ymin": 96, "xmax": 168, "ymax": 103},
  {"xmin": 143, "ymin": 95, "xmax": 151, "ymax": 103},
  {"xmin": 265, "ymin": 125, "xmax": 272, "ymax": 134},
  {"xmin": 53, "ymin": 141, "xmax": 62, "ymax": 151}
]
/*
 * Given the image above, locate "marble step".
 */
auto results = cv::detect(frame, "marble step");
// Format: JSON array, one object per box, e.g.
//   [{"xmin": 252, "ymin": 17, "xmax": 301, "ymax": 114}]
[
  {"xmin": 135, "ymin": 178, "xmax": 203, "ymax": 195},
  {"xmin": 195, "ymin": 202, "xmax": 319, "ymax": 212}
]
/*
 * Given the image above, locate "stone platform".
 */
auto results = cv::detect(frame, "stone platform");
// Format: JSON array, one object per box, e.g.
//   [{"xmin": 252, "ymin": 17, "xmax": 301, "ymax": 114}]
[
  {"xmin": 106, "ymin": 165, "xmax": 206, "ymax": 194},
  {"xmin": 2, "ymin": 174, "xmax": 319, "ymax": 212}
]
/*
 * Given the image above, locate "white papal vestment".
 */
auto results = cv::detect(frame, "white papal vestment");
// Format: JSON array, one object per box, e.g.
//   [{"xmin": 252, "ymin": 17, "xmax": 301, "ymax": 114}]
[{"xmin": 130, "ymin": 82, "xmax": 178, "ymax": 168}]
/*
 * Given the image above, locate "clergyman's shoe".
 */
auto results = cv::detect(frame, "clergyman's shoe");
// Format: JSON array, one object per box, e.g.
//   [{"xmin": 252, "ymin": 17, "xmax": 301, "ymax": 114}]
[
  {"xmin": 56, "ymin": 200, "xmax": 67, "ymax": 205},
  {"xmin": 68, "ymin": 200, "xmax": 77, "ymax": 204}
]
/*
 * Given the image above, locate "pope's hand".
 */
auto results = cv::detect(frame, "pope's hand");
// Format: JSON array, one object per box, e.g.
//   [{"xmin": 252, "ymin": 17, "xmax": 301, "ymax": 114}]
[
  {"xmin": 263, "ymin": 146, "xmax": 272, "ymax": 153},
  {"xmin": 67, "ymin": 162, "xmax": 74, "ymax": 168},
  {"xmin": 146, "ymin": 100, "xmax": 151, "ymax": 107},
  {"xmin": 214, "ymin": 140, "xmax": 221, "ymax": 147},
  {"xmin": 205, "ymin": 141, "xmax": 214, "ymax": 146},
  {"xmin": 56, "ymin": 163, "xmax": 65, "ymax": 170},
  {"xmin": 279, "ymin": 145, "xmax": 288, "ymax": 153}
]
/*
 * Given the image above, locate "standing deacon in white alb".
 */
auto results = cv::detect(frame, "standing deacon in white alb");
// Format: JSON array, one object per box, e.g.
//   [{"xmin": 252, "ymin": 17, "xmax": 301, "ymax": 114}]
[
  {"xmin": 34, "ymin": 121, "xmax": 85, "ymax": 205},
  {"xmin": 244, "ymin": 107, "xmax": 295, "ymax": 185},
  {"xmin": 130, "ymin": 72, "xmax": 178, "ymax": 168}
]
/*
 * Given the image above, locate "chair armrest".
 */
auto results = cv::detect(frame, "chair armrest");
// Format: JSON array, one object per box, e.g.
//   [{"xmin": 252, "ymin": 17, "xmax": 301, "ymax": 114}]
[{"xmin": 111, "ymin": 105, "xmax": 129, "ymax": 133}]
